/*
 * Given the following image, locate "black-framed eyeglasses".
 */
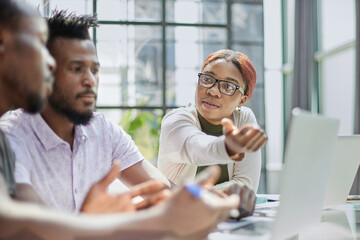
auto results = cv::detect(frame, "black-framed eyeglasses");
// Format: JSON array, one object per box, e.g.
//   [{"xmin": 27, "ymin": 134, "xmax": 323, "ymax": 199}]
[{"xmin": 197, "ymin": 73, "xmax": 245, "ymax": 96}]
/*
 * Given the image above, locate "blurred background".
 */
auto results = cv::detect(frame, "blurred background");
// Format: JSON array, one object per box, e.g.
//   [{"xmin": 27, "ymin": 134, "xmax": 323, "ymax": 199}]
[{"xmin": 21, "ymin": 0, "xmax": 357, "ymax": 194}]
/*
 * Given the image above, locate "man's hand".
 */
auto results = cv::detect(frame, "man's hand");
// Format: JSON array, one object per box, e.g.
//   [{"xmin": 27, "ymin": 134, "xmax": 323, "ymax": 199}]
[
  {"xmin": 221, "ymin": 118, "xmax": 267, "ymax": 161},
  {"xmin": 80, "ymin": 163, "xmax": 169, "ymax": 214},
  {"xmin": 132, "ymin": 181, "xmax": 171, "ymax": 210}
]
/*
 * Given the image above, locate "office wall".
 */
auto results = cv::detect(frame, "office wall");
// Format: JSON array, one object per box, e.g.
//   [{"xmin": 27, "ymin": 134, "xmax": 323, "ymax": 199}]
[{"xmin": 318, "ymin": 0, "xmax": 356, "ymax": 135}]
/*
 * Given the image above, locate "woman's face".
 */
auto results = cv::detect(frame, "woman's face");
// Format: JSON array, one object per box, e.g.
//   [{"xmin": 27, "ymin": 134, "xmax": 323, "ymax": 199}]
[{"xmin": 195, "ymin": 59, "xmax": 247, "ymax": 125}]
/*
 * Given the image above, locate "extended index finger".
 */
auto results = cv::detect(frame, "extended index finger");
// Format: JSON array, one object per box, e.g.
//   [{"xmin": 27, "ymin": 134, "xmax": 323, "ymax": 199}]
[{"xmin": 129, "ymin": 180, "xmax": 165, "ymax": 198}]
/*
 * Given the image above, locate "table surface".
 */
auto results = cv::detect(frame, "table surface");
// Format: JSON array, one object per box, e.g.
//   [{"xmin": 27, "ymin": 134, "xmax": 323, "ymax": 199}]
[{"xmin": 208, "ymin": 195, "xmax": 360, "ymax": 240}]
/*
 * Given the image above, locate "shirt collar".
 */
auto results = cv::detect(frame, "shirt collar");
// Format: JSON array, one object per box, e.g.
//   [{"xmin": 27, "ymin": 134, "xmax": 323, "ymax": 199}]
[
  {"xmin": 74, "ymin": 124, "xmax": 88, "ymax": 144},
  {"xmin": 30, "ymin": 114, "xmax": 88, "ymax": 151}
]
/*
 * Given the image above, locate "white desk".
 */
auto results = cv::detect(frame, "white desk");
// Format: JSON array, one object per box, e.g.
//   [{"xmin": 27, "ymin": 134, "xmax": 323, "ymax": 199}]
[{"xmin": 208, "ymin": 199, "xmax": 360, "ymax": 240}]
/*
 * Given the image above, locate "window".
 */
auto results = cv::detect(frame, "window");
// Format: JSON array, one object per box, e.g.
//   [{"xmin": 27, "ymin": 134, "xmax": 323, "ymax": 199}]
[{"xmin": 25, "ymin": 0, "xmax": 265, "ymax": 191}]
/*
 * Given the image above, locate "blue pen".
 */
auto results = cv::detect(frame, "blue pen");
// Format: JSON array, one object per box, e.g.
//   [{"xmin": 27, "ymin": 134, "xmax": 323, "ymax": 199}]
[
  {"xmin": 185, "ymin": 184, "xmax": 202, "ymax": 198},
  {"xmin": 185, "ymin": 184, "xmax": 240, "ymax": 218}
]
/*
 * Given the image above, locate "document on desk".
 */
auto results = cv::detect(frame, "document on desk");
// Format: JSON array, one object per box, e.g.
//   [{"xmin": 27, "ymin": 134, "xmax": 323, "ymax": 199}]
[
  {"xmin": 208, "ymin": 197, "xmax": 279, "ymax": 240},
  {"xmin": 209, "ymin": 217, "xmax": 273, "ymax": 240},
  {"xmin": 254, "ymin": 201, "xmax": 279, "ymax": 218},
  {"xmin": 256, "ymin": 194, "xmax": 280, "ymax": 203},
  {"xmin": 255, "ymin": 201, "xmax": 279, "ymax": 210}
]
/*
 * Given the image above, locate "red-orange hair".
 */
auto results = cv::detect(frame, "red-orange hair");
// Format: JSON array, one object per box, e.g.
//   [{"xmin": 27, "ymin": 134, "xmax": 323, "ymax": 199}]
[{"xmin": 201, "ymin": 49, "xmax": 257, "ymax": 98}]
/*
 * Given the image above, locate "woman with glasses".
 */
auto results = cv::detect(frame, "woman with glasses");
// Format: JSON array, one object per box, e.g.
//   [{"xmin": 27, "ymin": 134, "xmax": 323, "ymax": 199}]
[{"xmin": 157, "ymin": 49, "xmax": 267, "ymax": 195}]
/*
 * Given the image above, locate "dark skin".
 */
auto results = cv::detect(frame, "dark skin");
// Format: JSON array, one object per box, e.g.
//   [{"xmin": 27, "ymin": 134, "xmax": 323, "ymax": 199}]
[
  {"xmin": 80, "ymin": 163, "xmax": 171, "ymax": 214},
  {"xmin": 16, "ymin": 164, "xmax": 170, "ymax": 214},
  {"xmin": 196, "ymin": 60, "xmax": 267, "ymax": 160},
  {"xmin": 0, "ymin": 17, "xmax": 54, "ymax": 116},
  {"xmin": 41, "ymin": 38, "xmax": 99, "ymax": 148},
  {"xmin": 222, "ymin": 118, "xmax": 268, "ymax": 160}
]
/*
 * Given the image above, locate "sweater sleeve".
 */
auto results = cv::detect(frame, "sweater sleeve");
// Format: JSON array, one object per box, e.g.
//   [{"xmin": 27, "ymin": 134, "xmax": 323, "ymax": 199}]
[
  {"xmin": 231, "ymin": 107, "xmax": 262, "ymax": 191},
  {"xmin": 215, "ymin": 150, "xmax": 261, "ymax": 192},
  {"xmin": 158, "ymin": 108, "xmax": 234, "ymax": 166}
]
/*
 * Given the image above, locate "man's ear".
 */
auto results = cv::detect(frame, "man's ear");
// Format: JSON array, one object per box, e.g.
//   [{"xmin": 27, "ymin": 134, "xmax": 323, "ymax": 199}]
[
  {"xmin": 0, "ymin": 27, "xmax": 5, "ymax": 53},
  {"xmin": 0, "ymin": 27, "xmax": 10, "ymax": 54},
  {"xmin": 238, "ymin": 95, "xmax": 248, "ymax": 108},
  {"xmin": 0, "ymin": 27, "xmax": 14, "ymax": 56}
]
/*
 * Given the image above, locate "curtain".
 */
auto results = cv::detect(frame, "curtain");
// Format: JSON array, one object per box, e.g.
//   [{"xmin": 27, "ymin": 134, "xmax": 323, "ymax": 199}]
[{"xmin": 292, "ymin": 0, "xmax": 315, "ymax": 111}]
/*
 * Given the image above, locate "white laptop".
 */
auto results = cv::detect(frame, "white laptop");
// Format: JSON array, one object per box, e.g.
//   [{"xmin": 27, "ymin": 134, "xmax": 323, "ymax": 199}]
[
  {"xmin": 323, "ymin": 135, "xmax": 360, "ymax": 208},
  {"xmin": 270, "ymin": 108, "xmax": 339, "ymax": 239},
  {"xmin": 211, "ymin": 108, "xmax": 340, "ymax": 240}
]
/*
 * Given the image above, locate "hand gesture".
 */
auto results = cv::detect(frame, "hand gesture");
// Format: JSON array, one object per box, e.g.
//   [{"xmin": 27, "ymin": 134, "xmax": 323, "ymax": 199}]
[
  {"xmin": 80, "ymin": 163, "xmax": 169, "ymax": 214},
  {"xmin": 221, "ymin": 118, "xmax": 267, "ymax": 161}
]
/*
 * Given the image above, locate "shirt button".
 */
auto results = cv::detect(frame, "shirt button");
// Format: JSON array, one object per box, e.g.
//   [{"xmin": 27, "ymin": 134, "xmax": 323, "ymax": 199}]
[{"xmin": 75, "ymin": 189, "xmax": 78, "ymax": 194}]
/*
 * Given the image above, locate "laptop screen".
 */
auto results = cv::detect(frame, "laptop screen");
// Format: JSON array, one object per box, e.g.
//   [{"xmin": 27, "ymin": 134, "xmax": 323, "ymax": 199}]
[{"xmin": 272, "ymin": 108, "xmax": 339, "ymax": 240}]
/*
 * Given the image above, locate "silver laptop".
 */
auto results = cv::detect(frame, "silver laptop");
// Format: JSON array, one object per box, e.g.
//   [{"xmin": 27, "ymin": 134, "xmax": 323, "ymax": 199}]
[
  {"xmin": 270, "ymin": 108, "xmax": 339, "ymax": 239},
  {"xmin": 212, "ymin": 109, "xmax": 340, "ymax": 240},
  {"xmin": 323, "ymin": 135, "xmax": 360, "ymax": 208}
]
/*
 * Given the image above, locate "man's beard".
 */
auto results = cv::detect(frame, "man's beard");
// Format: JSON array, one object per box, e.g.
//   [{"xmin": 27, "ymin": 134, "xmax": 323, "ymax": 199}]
[
  {"xmin": 48, "ymin": 90, "xmax": 94, "ymax": 125},
  {"xmin": 24, "ymin": 92, "xmax": 46, "ymax": 114}
]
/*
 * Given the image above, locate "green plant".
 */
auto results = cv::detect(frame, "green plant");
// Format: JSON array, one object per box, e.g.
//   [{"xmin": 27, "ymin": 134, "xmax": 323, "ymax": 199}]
[{"xmin": 120, "ymin": 109, "xmax": 162, "ymax": 163}]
